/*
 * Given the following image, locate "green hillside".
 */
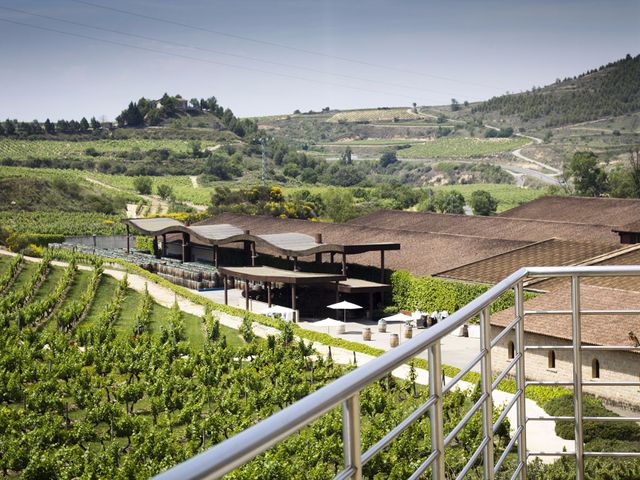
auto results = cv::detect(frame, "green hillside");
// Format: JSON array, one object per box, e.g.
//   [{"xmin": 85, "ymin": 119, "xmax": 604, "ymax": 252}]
[{"xmin": 472, "ymin": 54, "xmax": 640, "ymax": 127}]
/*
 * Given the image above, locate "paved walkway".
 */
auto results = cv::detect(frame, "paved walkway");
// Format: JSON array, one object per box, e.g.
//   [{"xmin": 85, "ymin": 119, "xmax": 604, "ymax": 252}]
[{"xmin": 2, "ymin": 250, "xmax": 573, "ymax": 461}]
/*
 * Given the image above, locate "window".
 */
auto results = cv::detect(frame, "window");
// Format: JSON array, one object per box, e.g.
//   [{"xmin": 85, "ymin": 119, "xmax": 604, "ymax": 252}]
[
  {"xmin": 507, "ymin": 341, "xmax": 515, "ymax": 360},
  {"xmin": 592, "ymin": 358, "xmax": 600, "ymax": 379},
  {"xmin": 548, "ymin": 350, "xmax": 556, "ymax": 369}
]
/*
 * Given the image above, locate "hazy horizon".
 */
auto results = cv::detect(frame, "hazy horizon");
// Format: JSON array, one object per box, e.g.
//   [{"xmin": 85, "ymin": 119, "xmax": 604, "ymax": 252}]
[{"xmin": 1, "ymin": 0, "xmax": 638, "ymax": 121}]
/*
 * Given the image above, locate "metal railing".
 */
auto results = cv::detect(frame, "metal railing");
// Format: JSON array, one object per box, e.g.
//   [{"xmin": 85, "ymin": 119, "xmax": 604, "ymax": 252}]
[{"xmin": 155, "ymin": 266, "xmax": 640, "ymax": 480}]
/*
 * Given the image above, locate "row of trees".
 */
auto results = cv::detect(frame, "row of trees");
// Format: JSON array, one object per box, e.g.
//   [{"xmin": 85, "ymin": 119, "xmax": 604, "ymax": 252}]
[{"xmin": 0, "ymin": 117, "xmax": 104, "ymax": 137}]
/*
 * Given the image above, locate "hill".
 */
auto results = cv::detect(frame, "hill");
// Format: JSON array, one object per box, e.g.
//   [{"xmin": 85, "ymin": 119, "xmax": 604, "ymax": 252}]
[{"xmin": 472, "ymin": 54, "xmax": 640, "ymax": 127}]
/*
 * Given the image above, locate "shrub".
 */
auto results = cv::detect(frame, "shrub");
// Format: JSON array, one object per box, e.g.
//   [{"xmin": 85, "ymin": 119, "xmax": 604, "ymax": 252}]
[{"xmin": 545, "ymin": 393, "xmax": 640, "ymax": 442}]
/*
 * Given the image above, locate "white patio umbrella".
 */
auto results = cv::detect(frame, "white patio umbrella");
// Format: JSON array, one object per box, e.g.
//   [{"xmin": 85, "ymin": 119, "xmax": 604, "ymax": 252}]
[
  {"xmin": 382, "ymin": 312, "xmax": 414, "ymax": 322},
  {"xmin": 261, "ymin": 305, "xmax": 295, "ymax": 321},
  {"xmin": 327, "ymin": 300, "xmax": 362, "ymax": 322},
  {"xmin": 315, "ymin": 317, "xmax": 345, "ymax": 334}
]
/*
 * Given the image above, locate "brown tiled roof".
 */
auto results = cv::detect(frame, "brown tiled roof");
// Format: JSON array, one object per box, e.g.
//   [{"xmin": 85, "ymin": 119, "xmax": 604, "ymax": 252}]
[
  {"xmin": 530, "ymin": 245, "xmax": 640, "ymax": 292},
  {"xmin": 434, "ymin": 238, "xmax": 623, "ymax": 284},
  {"xmin": 194, "ymin": 213, "xmax": 529, "ymax": 276},
  {"xmin": 612, "ymin": 220, "xmax": 640, "ymax": 234},
  {"xmin": 491, "ymin": 284, "xmax": 640, "ymax": 348},
  {"xmin": 348, "ymin": 210, "xmax": 620, "ymax": 244},
  {"xmin": 498, "ymin": 195, "xmax": 640, "ymax": 226}
]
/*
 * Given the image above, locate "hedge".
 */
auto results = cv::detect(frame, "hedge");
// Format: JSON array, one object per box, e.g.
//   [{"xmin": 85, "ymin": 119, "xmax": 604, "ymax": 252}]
[
  {"xmin": 5, "ymin": 233, "xmax": 66, "ymax": 252},
  {"xmin": 44, "ymin": 248, "xmax": 567, "ymax": 406},
  {"xmin": 390, "ymin": 270, "xmax": 537, "ymax": 317}
]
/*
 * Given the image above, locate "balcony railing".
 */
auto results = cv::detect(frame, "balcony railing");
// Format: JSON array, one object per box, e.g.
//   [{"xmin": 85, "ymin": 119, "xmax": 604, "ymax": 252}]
[{"xmin": 154, "ymin": 266, "xmax": 640, "ymax": 480}]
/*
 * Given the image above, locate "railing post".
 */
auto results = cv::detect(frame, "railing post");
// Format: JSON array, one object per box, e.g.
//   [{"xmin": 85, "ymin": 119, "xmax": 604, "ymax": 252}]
[
  {"xmin": 571, "ymin": 275, "xmax": 585, "ymax": 480},
  {"xmin": 480, "ymin": 307, "xmax": 495, "ymax": 480},
  {"xmin": 514, "ymin": 281, "xmax": 528, "ymax": 479},
  {"xmin": 342, "ymin": 394, "xmax": 362, "ymax": 480},
  {"xmin": 428, "ymin": 341, "xmax": 445, "ymax": 478}
]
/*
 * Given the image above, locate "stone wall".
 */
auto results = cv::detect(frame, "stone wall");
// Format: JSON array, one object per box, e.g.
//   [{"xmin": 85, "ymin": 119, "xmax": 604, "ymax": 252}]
[{"xmin": 491, "ymin": 326, "xmax": 640, "ymax": 408}]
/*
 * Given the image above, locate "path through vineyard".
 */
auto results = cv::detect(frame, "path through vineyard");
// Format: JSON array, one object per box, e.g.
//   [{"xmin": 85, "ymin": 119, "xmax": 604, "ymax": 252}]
[
  {"xmin": 1, "ymin": 250, "xmax": 573, "ymax": 460},
  {"xmin": 84, "ymin": 176, "xmax": 169, "ymax": 216}
]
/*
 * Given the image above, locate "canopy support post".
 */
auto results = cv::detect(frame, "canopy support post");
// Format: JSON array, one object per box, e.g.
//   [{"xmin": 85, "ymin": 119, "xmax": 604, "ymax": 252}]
[
  {"xmin": 380, "ymin": 250, "xmax": 385, "ymax": 283},
  {"xmin": 126, "ymin": 225, "xmax": 130, "ymax": 254},
  {"xmin": 267, "ymin": 282, "xmax": 272, "ymax": 307},
  {"xmin": 244, "ymin": 280, "xmax": 249, "ymax": 311},
  {"xmin": 368, "ymin": 292, "xmax": 374, "ymax": 320},
  {"xmin": 341, "ymin": 253, "xmax": 347, "ymax": 276},
  {"xmin": 223, "ymin": 275, "xmax": 228, "ymax": 305},
  {"xmin": 291, "ymin": 284, "xmax": 297, "ymax": 318},
  {"xmin": 162, "ymin": 234, "xmax": 167, "ymax": 256}
]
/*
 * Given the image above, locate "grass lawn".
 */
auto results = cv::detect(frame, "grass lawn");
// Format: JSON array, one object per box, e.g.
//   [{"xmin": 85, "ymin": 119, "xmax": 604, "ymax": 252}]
[{"xmin": 6, "ymin": 260, "xmax": 39, "ymax": 292}]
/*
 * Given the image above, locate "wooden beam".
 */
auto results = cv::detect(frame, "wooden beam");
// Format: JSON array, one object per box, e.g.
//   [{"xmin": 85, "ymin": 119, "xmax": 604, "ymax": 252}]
[
  {"xmin": 291, "ymin": 284, "xmax": 297, "ymax": 313},
  {"xmin": 244, "ymin": 281, "xmax": 249, "ymax": 311},
  {"xmin": 267, "ymin": 282, "xmax": 272, "ymax": 307},
  {"xmin": 162, "ymin": 234, "xmax": 167, "ymax": 256},
  {"xmin": 380, "ymin": 250, "xmax": 385, "ymax": 283},
  {"xmin": 223, "ymin": 276, "xmax": 228, "ymax": 305}
]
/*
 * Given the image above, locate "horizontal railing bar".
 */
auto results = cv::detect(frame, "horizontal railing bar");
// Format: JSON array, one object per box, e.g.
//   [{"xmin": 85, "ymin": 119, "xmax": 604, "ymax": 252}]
[
  {"xmin": 361, "ymin": 396, "xmax": 437, "ymax": 465},
  {"xmin": 525, "ymin": 345, "xmax": 573, "ymax": 351},
  {"xmin": 527, "ymin": 416, "xmax": 574, "ymax": 421},
  {"xmin": 443, "ymin": 350, "xmax": 486, "ymax": 394},
  {"xmin": 583, "ymin": 381, "xmax": 640, "ymax": 386},
  {"xmin": 585, "ymin": 416, "xmax": 640, "ymax": 422},
  {"xmin": 529, "ymin": 415, "xmax": 640, "ymax": 422},
  {"xmin": 526, "ymin": 381, "xmax": 573, "ymax": 386},
  {"xmin": 494, "ymin": 425, "xmax": 523, "ymax": 474},
  {"xmin": 491, "ymin": 353, "xmax": 521, "ymax": 391},
  {"xmin": 525, "ymin": 265, "xmax": 640, "ymax": 277},
  {"xmin": 406, "ymin": 450, "xmax": 439, "ymax": 480},
  {"xmin": 444, "ymin": 393, "xmax": 488, "ymax": 447},
  {"xmin": 493, "ymin": 390, "xmax": 521, "ymax": 434},
  {"xmin": 582, "ymin": 345, "xmax": 640, "ymax": 351},
  {"xmin": 333, "ymin": 466, "xmax": 356, "ymax": 480},
  {"xmin": 584, "ymin": 452, "xmax": 640, "ymax": 457},
  {"xmin": 525, "ymin": 309, "xmax": 640, "ymax": 315},
  {"xmin": 491, "ymin": 315, "xmax": 521, "ymax": 348},
  {"xmin": 455, "ymin": 437, "xmax": 489, "ymax": 480},
  {"xmin": 509, "ymin": 462, "xmax": 524, "ymax": 480},
  {"xmin": 528, "ymin": 451, "xmax": 574, "ymax": 456}
]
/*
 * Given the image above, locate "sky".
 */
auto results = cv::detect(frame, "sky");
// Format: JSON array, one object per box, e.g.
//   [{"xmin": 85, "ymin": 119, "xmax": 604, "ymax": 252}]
[{"xmin": 0, "ymin": 0, "xmax": 639, "ymax": 121}]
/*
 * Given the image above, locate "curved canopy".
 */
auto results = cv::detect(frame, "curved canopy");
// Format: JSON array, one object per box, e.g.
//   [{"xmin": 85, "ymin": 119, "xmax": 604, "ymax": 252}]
[{"xmin": 123, "ymin": 218, "xmax": 399, "ymax": 258}]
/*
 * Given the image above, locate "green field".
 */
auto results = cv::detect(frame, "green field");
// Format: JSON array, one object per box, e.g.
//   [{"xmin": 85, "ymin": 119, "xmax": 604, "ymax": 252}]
[
  {"xmin": 0, "ymin": 138, "xmax": 216, "ymax": 160},
  {"xmin": 398, "ymin": 136, "xmax": 531, "ymax": 158}
]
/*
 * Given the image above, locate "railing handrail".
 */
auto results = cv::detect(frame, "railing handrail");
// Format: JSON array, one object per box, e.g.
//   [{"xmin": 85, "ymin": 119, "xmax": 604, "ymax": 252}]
[{"xmin": 154, "ymin": 265, "xmax": 640, "ymax": 480}]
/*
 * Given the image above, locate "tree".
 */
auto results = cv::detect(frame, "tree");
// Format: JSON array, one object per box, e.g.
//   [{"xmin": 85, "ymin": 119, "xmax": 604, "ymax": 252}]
[
  {"xmin": 156, "ymin": 184, "xmax": 173, "ymax": 200},
  {"xmin": 43, "ymin": 119, "xmax": 55, "ymax": 134},
  {"xmin": 470, "ymin": 190, "xmax": 498, "ymax": 215},
  {"xmin": 432, "ymin": 190, "xmax": 465, "ymax": 214},
  {"xmin": 340, "ymin": 147, "xmax": 353, "ymax": 165},
  {"xmin": 565, "ymin": 151, "xmax": 608, "ymax": 196},
  {"xmin": 379, "ymin": 151, "xmax": 398, "ymax": 168},
  {"xmin": 79, "ymin": 117, "xmax": 90, "ymax": 133},
  {"xmin": 451, "ymin": 98, "xmax": 460, "ymax": 112},
  {"xmin": 133, "ymin": 177, "xmax": 152, "ymax": 195},
  {"xmin": 90, "ymin": 117, "xmax": 101, "ymax": 130},
  {"xmin": 322, "ymin": 189, "xmax": 357, "ymax": 223}
]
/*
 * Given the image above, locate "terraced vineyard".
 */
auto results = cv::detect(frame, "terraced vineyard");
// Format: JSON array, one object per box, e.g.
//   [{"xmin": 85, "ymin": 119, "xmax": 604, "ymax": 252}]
[
  {"xmin": 327, "ymin": 107, "xmax": 420, "ymax": 123},
  {"xmin": 398, "ymin": 136, "xmax": 530, "ymax": 158}
]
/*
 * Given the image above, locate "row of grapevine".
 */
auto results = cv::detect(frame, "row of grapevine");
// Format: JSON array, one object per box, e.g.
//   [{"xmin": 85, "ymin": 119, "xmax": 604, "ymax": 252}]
[
  {"xmin": 53, "ymin": 261, "xmax": 104, "ymax": 332},
  {"xmin": 0, "ymin": 253, "xmax": 52, "ymax": 314},
  {"xmin": 14, "ymin": 259, "xmax": 77, "ymax": 328},
  {"xmin": 132, "ymin": 283, "xmax": 153, "ymax": 335},
  {"xmin": 0, "ymin": 254, "xmax": 23, "ymax": 293}
]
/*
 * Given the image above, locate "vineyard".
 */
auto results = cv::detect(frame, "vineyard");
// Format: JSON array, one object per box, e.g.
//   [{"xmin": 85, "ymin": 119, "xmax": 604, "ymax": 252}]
[
  {"xmin": 0, "ymin": 211, "xmax": 126, "ymax": 236},
  {"xmin": 398, "ymin": 136, "xmax": 530, "ymax": 158},
  {"xmin": 432, "ymin": 183, "xmax": 546, "ymax": 212},
  {"xmin": 327, "ymin": 108, "xmax": 420, "ymax": 123},
  {"xmin": 0, "ymin": 252, "xmax": 521, "ymax": 479},
  {"xmin": 0, "ymin": 138, "xmax": 212, "ymax": 161}
]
